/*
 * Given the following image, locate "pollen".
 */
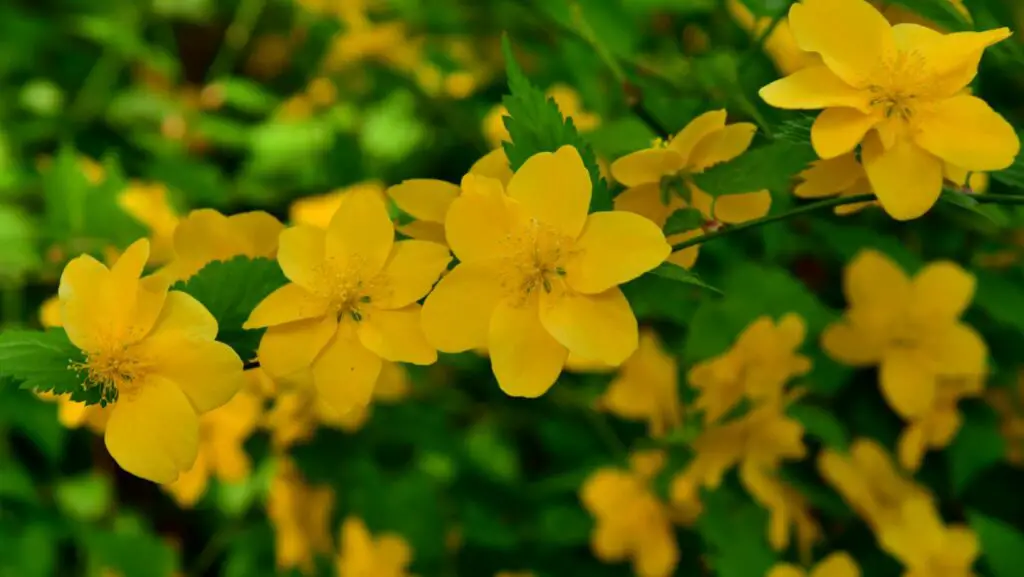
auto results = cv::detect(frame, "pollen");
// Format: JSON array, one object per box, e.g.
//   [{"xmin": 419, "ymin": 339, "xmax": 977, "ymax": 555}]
[
  {"xmin": 498, "ymin": 218, "xmax": 579, "ymax": 306},
  {"xmin": 74, "ymin": 346, "xmax": 152, "ymax": 405}
]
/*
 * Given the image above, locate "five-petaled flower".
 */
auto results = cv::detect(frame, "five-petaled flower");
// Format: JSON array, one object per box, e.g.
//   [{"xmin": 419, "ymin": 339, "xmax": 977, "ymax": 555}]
[
  {"xmin": 336, "ymin": 517, "xmax": 416, "ymax": 577},
  {"xmin": 597, "ymin": 328, "xmax": 683, "ymax": 437},
  {"xmin": 245, "ymin": 186, "xmax": 450, "ymax": 417},
  {"xmin": 420, "ymin": 146, "xmax": 670, "ymax": 397},
  {"xmin": 760, "ymin": 0, "xmax": 1019, "ymax": 220}
]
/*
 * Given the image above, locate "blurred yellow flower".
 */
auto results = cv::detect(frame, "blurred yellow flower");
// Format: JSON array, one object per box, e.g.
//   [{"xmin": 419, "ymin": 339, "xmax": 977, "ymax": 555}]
[
  {"xmin": 878, "ymin": 495, "xmax": 979, "ymax": 577},
  {"xmin": 986, "ymin": 373, "xmax": 1024, "ymax": 467},
  {"xmin": 59, "ymin": 239, "xmax": 245, "ymax": 482},
  {"xmin": 268, "ymin": 458, "xmax": 335, "ymax": 575},
  {"xmin": 117, "ymin": 182, "xmax": 181, "ymax": 265},
  {"xmin": 596, "ymin": 329, "xmax": 682, "ymax": 437},
  {"xmin": 741, "ymin": 464, "xmax": 821, "ymax": 560},
  {"xmin": 725, "ymin": 0, "xmax": 822, "ymax": 75},
  {"xmin": 161, "ymin": 209, "xmax": 285, "ymax": 282},
  {"xmin": 898, "ymin": 376, "xmax": 983, "ymax": 471},
  {"xmin": 580, "ymin": 450, "xmax": 679, "ymax": 577},
  {"xmin": 612, "ymin": 109, "xmax": 771, "ymax": 269},
  {"xmin": 483, "ymin": 84, "xmax": 600, "ymax": 149},
  {"xmin": 818, "ymin": 438, "xmax": 931, "ymax": 531},
  {"xmin": 822, "ymin": 250, "xmax": 987, "ymax": 421},
  {"xmin": 245, "ymin": 187, "xmax": 448, "ymax": 415},
  {"xmin": 759, "ymin": 0, "xmax": 1017, "ymax": 220},
  {"xmin": 336, "ymin": 516, "xmax": 415, "ymax": 577},
  {"xmin": 421, "ymin": 146, "xmax": 669, "ymax": 397},
  {"xmin": 767, "ymin": 551, "xmax": 860, "ymax": 577}
]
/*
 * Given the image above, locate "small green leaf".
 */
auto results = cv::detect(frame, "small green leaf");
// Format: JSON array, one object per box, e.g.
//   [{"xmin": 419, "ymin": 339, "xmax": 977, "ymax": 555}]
[
  {"xmin": 787, "ymin": 404, "xmax": 849, "ymax": 450},
  {"xmin": 210, "ymin": 77, "xmax": 280, "ymax": 114},
  {"xmin": 171, "ymin": 256, "xmax": 288, "ymax": 360},
  {"xmin": 647, "ymin": 262, "xmax": 722, "ymax": 294},
  {"xmin": 55, "ymin": 473, "xmax": 113, "ymax": 522},
  {"xmin": 664, "ymin": 208, "xmax": 705, "ymax": 234},
  {"xmin": 464, "ymin": 420, "xmax": 521, "ymax": 483},
  {"xmin": 0, "ymin": 329, "xmax": 91, "ymax": 400},
  {"xmin": 83, "ymin": 525, "xmax": 177, "ymax": 577},
  {"xmin": 969, "ymin": 510, "xmax": 1024, "ymax": 577},
  {"xmin": 690, "ymin": 140, "xmax": 817, "ymax": 196},
  {"xmin": 533, "ymin": 503, "xmax": 592, "ymax": 546}
]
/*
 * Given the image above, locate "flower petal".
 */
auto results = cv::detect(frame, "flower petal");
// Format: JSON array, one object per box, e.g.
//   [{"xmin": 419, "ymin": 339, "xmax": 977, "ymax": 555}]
[
  {"xmin": 565, "ymin": 212, "xmax": 670, "ymax": 294},
  {"xmin": 910, "ymin": 261, "xmax": 975, "ymax": 321},
  {"xmin": 357, "ymin": 305, "xmax": 437, "ymax": 365},
  {"xmin": 146, "ymin": 291, "xmax": 217, "ymax": 340},
  {"xmin": 898, "ymin": 421, "xmax": 928, "ymax": 472},
  {"xmin": 446, "ymin": 174, "xmax": 518, "ymax": 263},
  {"xmin": 794, "ymin": 154, "xmax": 864, "ymax": 199},
  {"xmin": 612, "ymin": 183, "xmax": 683, "ymax": 227},
  {"xmin": 506, "ymin": 146, "xmax": 592, "ymax": 238},
  {"xmin": 325, "ymin": 186, "xmax": 394, "ymax": 280},
  {"xmin": 880, "ymin": 350, "xmax": 936, "ymax": 419},
  {"xmin": 812, "ymin": 107, "xmax": 880, "ymax": 158},
  {"xmin": 369, "ymin": 240, "xmax": 451, "ymax": 309},
  {"xmin": 759, "ymin": 66, "xmax": 871, "ymax": 110},
  {"xmin": 688, "ymin": 123, "xmax": 757, "ymax": 171},
  {"xmin": 277, "ymin": 225, "xmax": 327, "ymax": 291},
  {"xmin": 821, "ymin": 322, "xmax": 884, "ymax": 366},
  {"xmin": 540, "ymin": 287, "xmax": 638, "ymax": 366},
  {"xmin": 489, "ymin": 299, "xmax": 568, "ymax": 398},
  {"xmin": 104, "ymin": 375, "xmax": 198, "ymax": 483},
  {"xmin": 396, "ymin": 220, "xmax": 447, "ymax": 244},
  {"xmin": 667, "ymin": 110, "xmax": 728, "ymax": 165},
  {"xmin": 258, "ymin": 316, "xmax": 338, "ymax": 383},
  {"xmin": 788, "ymin": 0, "xmax": 894, "ymax": 87},
  {"xmin": 913, "ymin": 95, "xmax": 1020, "ymax": 172},
  {"xmin": 245, "ymin": 283, "xmax": 331, "ymax": 329},
  {"xmin": 143, "ymin": 335, "xmax": 245, "ymax": 413},
  {"xmin": 916, "ymin": 28, "xmax": 1014, "ymax": 96},
  {"xmin": 228, "ymin": 211, "xmax": 285, "ymax": 258},
  {"xmin": 469, "ymin": 148, "xmax": 514, "ymax": 187},
  {"xmin": 712, "ymin": 191, "xmax": 772, "ymax": 224},
  {"xmin": 813, "ymin": 552, "xmax": 861, "ymax": 577},
  {"xmin": 862, "ymin": 134, "xmax": 943, "ymax": 221},
  {"xmin": 312, "ymin": 324, "xmax": 382, "ymax": 416},
  {"xmin": 421, "ymin": 262, "xmax": 504, "ymax": 353},
  {"xmin": 386, "ymin": 179, "xmax": 460, "ymax": 224},
  {"xmin": 930, "ymin": 323, "xmax": 987, "ymax": 376},
  {"xmin": 666, "ymin": 229, "xmax": 702, "ymax": 269},
  {"xmin": 609, "ymin": 148, "xmax": 686, "ymax": 188},
  {"xmin": 844, "ymin": 249, "xmax": 912, "ymax": 310}
]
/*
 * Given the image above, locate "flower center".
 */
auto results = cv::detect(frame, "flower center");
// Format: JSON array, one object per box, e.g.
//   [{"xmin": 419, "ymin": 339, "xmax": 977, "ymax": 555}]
[
  {"xmin": 868, "ymin": 50, "xmax": 932, "ymax": 122},
  {"xmin": 75, "ymin": 346, "xmax": 151, "ymax": 405},
  {"xmin": 498, "ymin": 218, "xmax": 577, "ymax": 305},
  {"xmin": 313, "ymin": 256, "xmax": 390, "ymax": 323}
]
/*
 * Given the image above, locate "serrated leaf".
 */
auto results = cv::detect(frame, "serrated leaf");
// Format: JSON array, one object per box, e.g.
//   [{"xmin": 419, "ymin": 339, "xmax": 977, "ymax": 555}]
[
  {"xmin": 949, "ymin": 402, "xmax": 1006, "ymax": 494},
  {"xmin": 691, "ymin": 140, "xmax": 817, "ymax": 196},
  {"xmin": 648, "ymin": 262, "xmax": 722, "ymax": 294},
  {"xmin": 787, "ymin": 403, "xmax": 849, "ymax": 450},
  {"xmin": 969, "ymin": 510, "xmax": 1024, "ymax": 577},
  {"xmin": 0, "ymin": 329, "xmax": 88, "ymax": 398},
  {"xmin": 500, "ymin": 35, "xmax": 612, "ymax": 211},
  {"xmin": 664, "ymin": 208, "xmax": 704, "ymax": 234},
  {"xmin": 170, "ymin": 256, "xmax": 288, "ymax": 360}
]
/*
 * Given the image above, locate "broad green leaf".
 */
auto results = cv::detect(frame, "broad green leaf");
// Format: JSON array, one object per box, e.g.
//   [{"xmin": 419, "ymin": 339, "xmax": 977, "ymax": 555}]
[
  {"xmin": 82, "ymin": 525, "xmax": 177, "ymax": 577},
  {"xmin": 664, "ymin": 208, "xmax": 705, "ymax": 234},
  {"xmin": 698, "ymin": 486, "xmax": 777, "ymax": 577},
  {"xmin": 171, "ymin": 256, "xmax": 288, "ymax": 361},
  {"xmin": 0, "ymin": 386, "xmax": 66, "ymax": 462},
  {"xmin": 647, "ymin": 262, "xmax": 722, "ymax": 294},
  {"xmin": 0, "ymin": 329, "xmax": 92, "ymax": 401},
  {"xmin": 969, "ymin": 510, "xmax": 1024, "ymax": 577},
  {"xmin": 0, "ymin": 205, "xmax": 41, "ymax": 281},
  {"xmin": 974, "ymin": 269, "xmax": 1024, "ymax": 333},
  {"xmin": 690, "ymin": 139, "xmax": 817, "ymax": 196},
  {"xmin": 949, "ymin": 402, "xmax": 1007, "ymax": 494},
  {"xmin": 0, "ymin": 521, "xmax": 56, "ymax": 577},
  {"xmin": 787, "ymin": 403, "xmax": 849, "ymax": 450},
  {"xmin": 0, "ymin": 458, "xmax": 38, "ymax": 503},
  {"xmin": 501, "ymin": 35, "xmax": 612, "ymax": 211},
  {"xmin": 586, "ymin": 117, "xmax": 657, "ymax": 159},
  {"xmin": 55, "ymin": 473, "xmax": 113, "ymax": 522}
]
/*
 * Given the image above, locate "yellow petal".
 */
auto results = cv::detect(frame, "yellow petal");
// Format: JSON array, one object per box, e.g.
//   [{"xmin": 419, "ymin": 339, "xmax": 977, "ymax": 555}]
[
  {"xmin": 144, "ymin": 336, "xmax": 245, "ymax": 414},
  {"xmin": 767, "ymin": 565, "xmax": 806, "ymax": 577},
  {"xmin": 447, "ymin": 174, "xmax": 519, "ymax": 263},
  {"xmin": 312, "ymin": 325, "xmax": 382, "ymax": 415},
  {"xmin": 565, "ymin": 212, "xmax": 670, "ymax": 294},
  {"xmin": 245, "ymin": 283, "xmax": 331, "ymax": 329},
  {"xmin": 325, "ymin": 186, "xmax": 394, "ymax": 280},
  {"xmin": 104, "ymin": 375, "xmax": 198, "ymax": 483},
  {"xmin": 917, "ymin": 28, "xmax": 1014, "ymax": 96},
  {"xmin": 844, "ymin": 249, "xmax": 911, "ymax": 310},
  {"xmin": 688, "ymin": 123, "xmax": 757, "ymax": 171},
  {"xmin": 930, "ymin": 323, "xmax": 987, "ymax": 376},
  {"xmin": 910, "ymin": 261, "xmax": 975, "ymax": 321},
  {"xmin": 794, "ymin": 154, "xmax": 864, "ymax": 199},
  {"xmin": 228, "ymin": 211, "xmax": 285, "ymax": 258},
  {"xmin": 357, "ymin": 305, "xmax": 437, "ymax": 365},
  {"xmin": 540, "ymin": 287, "xmax": 638, "ymax": 366},
  {"xmin": 667, "ymin": 109, "xmax": 728, "ymax": 165},
  {"xmin": 591, "ymin": 521, "xmax": 630, "ymax": 562},
  {"xmin": 386, "ymin": 179, "xmax": 460, "ymax": 224},
  {"xmin": 370, "ymin": 240, "xmax": 451, "ymax": 309},
  {"xmin": 258, "ymin": 316, "xmax": 337, "ymax": 383},
  {"xmin": 376, "ymin": 535, "xmax": 414, "ymax": 571},
  {"xmin": 759, "ymin": 66, "xmax": 871, "ymax": 110},
  {"xmin": 164, "ymin": 453, "xmax": 208, "ymax": 507},
  {"xmin": 277, "ymin": 225, "xmax": 327, "ymax": 291},
  {"xmin": 898, "ymin": 421, "xmax": 928, "ymax": 471},
  {"xmin": 635, "ymin": 525, "xmax": 679, "ymax": 577},
  {"xmin": 612, "ymin": 183, "xmax": 682, "ymax": 227},
  {"xmin": 396, "ymin": 220, "xmax": 447, "ymax": 244},
  {"xmin": 788, "ymin": 0, "xmax": 894, "ymax": 87},
  {"xmin": 489, "ymin": 299, "xmax": 568, "ymax": 398},
  {"xmin": 914, "ymin": 95, "xmax": 1020, "ymax": 172},
  {"xmin": 667, "ymin": 229, "xmax": 702, "ymax": 269},
  {"xmin": 609, "ymin": 148, "xmax": 686, "ymax": 187},
  {"xmin": 942, "ymin": 526, "xmax": 980, "ymax": 567},
  {"xmin": 421, "ymin": 262, "xmax": 503, "ymax": 353},
  {"xmin": 880, "ymin": 350, "xmax": 937, "ymax": 419},
  {"xmin": 821, "ymin": 322, "xmax": 883, "ymax": 366},
  {"xmin": 469, "ymin": 148, "xmax": 514, "ymax": 187},
  {"xmin": 712, "ymin": 190, "xmax": 772, "ymax": 224},
  {"xmin": 862, "ymin": 134, "xmax": 944, "ymax": 221},
  {"xmin": 506, "ymin": 146, "xmax": 591, "ymax": 238},
  {"xmin": 812, "ymin": 552, "xmax": 860, "ymax": 577},
  {"xmin": 288, "ymin": 189, "xmax": 345, "ymax": 229},
  {"xmin": 811, "ymin": 107, "xmax": 880, "ymax": 159}
]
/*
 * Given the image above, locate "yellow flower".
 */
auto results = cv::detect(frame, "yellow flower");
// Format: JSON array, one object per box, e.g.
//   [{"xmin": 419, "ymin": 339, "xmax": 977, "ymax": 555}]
[
  {"xmin": 268, "ymin": 458, "xmax": 335, "ymax": 575},
  {"xmin": 163, "ymin": 374, "xmax": 264, "ymax": 507},
  {"xmin": 117, "ymin": 182, "xmax": 181, "ymax": 265},
  {"xmin": 483, "ymin": 84, "xmax": 600, "ymax": 148},
  {"xmin": 689, "ymin": 314, "xmax": 811, "ymax": 424},
  {"xmin": 898, "ymin": 376, "xmax": 983, "ymax": 471},
  {"xmin": 818, "ymin": 438, "xmax": 930, "ymax": 531},
  {"xmin": 877, "ymin": 495, "xmax": 979, "ymax": 577},
  {"xmin": 597, "ymin": 329, "xmax": 682, "ymax": 437},
  {"xmin": 725, "ymin": 0, "xmax": 823, "ymax": 75},
  {"xmin": 987, "ymin": 373, "xmax": 1024, "ymax": 467},
  {"xmin": 161, "ymin": 209, "xmax": 285, "ymax": 282},
  {"xmin": 768, "ymin": 551, "xmax": 861, "ymax": 577},
  {"xmin": 59, "ymin": 239, "xmax": 245, "ymax": 482},
  {"xmin": 611, "ymin": 110, "xmax": 772, "ymax": 269},
  {"xmin": 759, "ymin": 0, "xmax": 1018, "ymax": 220},
  {"xmin": 741, "ymin": 464, "xmax": 821, "ymax": 560},
  {"xmin": 245, "ymin": 187, "xmax": 450, "ymax": 415},
  {"xmin": 420, "ymin": 146, "xmax": 670, "ymax": 397},
  {"xmin": 336, "ymin": 517, "xmax": 415, "ymax": 577},
  {"xmin": 822, "ymin": 250, "xmax": 987, "ymax": 420},
  {"xmin": 580, "ymin": 450, "xmax": 679, "ymax": 577}
]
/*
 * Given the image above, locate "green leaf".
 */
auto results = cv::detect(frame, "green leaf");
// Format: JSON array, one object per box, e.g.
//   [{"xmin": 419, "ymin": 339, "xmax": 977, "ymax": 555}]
[
  {"xmin": 464, "ymin": 420, "xmax": 521, "ymax": 483},
  {"xmin": 664, "ymin": 208, "xmax": 705, "ymax": 234},
  {"xmin": 787, "ymin": 404, "xmax": 849, "ymax": 450},
  {"xmin": 501, "ymin": 35, "xmax": 612, "ymax": 211},
  {"xmin": 647, "ymin": 262, "xmax": 722, "ymax": 294},
  {"xmin": 949, "ymin": 402, "xmax": 1006, "ymax": 494},
  {"xmin": 211, "ymin": 77, "xmax": 280, "ymax": 114},
  {"xmin": 0, "ymin": 329, "xmax": 93, "ymax": 401},
  {"xmin": 939, "ymin": 189, "xmax": 1009, "ymax": 229},
  {"xmin": 532, "ymin": 502, "xmax": 593, "ymax": 546},
  {"xmin": 83, "ymin": 524, "xmax": 177, "ymax": 577},
  {"xmin": 698, "ymin": 487, "xmax": 777, "ymax": 577},
  {"xmin": 969, "ymin": 510, "xmax": 1024, "ymax": 577},
  {"xmin": 171, "ymin": 256, "xmax": 288, "ymax": 361},
  {"xmin": 0, "ymin": 458, "xmax": 38, "ymax": 503},
  {"xmin": 991, "ymin": 137, "xmax": 1024, "ymax": 190},
  {"xmin": 248, "ymin": 120, "xmax": 335, "ymax": 176},
  {"xmin": 974, "ymin": 269, "xmax": 1024, "ymax": 333},
  {"xmin": 0, "ymin": 521, "xmax": 56, "ymax": 577},
  {"xmin": 690, "ymin": 140, "xmax": 817, "ymax": 196},
  {"xmin": 0, "ymin": 205, "xmax": 40, "ymax": 281},
  {"xmin": 585, "ymin": 117, "xmax": 657, "ymax": 159},
  {"xmin": 55, "ymin": 473, "xmax": 113, "ymax": 522}
]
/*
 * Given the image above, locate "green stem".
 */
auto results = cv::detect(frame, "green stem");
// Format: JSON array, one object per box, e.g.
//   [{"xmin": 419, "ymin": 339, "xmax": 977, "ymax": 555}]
[{"xmin": 671, "ymin": 192, "xmax": 1024, "ymax": 252}]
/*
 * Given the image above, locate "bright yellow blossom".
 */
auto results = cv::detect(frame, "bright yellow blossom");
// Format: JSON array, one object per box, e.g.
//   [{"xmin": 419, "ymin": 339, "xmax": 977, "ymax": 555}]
[
  {"xmin": 117, "ymin": 182, "xmax": 181, "ymax": 265},
  {"xmin": 580, "ymin": 450, "xmax": 679, "ymax": 577},
  {"xmin": 822, "ymin": 250, "xmax": 987, "ymax": 421},
  {"xmin": 818, "ymin": 439, "xmax": 931, "ymax": 531},
  {"xmin": 336, "ymin": 517, "xmax": 415, "ymax": 577},
  {"xmin": 245, "ymin": 186, "xmax": 449, "ymax": 416},
  {"xmin": 768, "ymin": 552, "xmax": 860, "ymax": 577},
  {"xmin": 160, "ymin": 209, "xmax": 284, "ymax": 282},
  {"xmin": 759, "ymin": 0, "xmax": 1019, "ymax": 220},
  {"xmin": 59, "ymin": 239, "xmax": 245, "ymax": 482},
  {"xmin": 483, "ymin": 84, "xmax": 600, "ymax": 148},
  {"xmin": 878, "ymin": 495, "xmax": 979, "ymax": 577},
  {"xmin": 597, "ymin": 329, "xmax": 682, "ymax": 437},
  {"xmin": 689, "ymin": 314, "xmax": 811, "ymax": 424},
  {"xmin": 611, "ymin": 110, "xmax": 772, "ymax": 269},
  {"xmin": 421, "ymin": 146, "xmax": 669, "ymax": 397},
  {"xmin": 898, "ymin": 376, "xmax": 983, "ymax": 471},
  {"xmin": 268, "ymin": 458, "xmax": 335, "ymax": 575},
  {"xmin": 741, "ymin": 465, "xmax": 821, "ymax": 560},
  {"xmin": 987, "ymin": 373, "xmax": 1024, "ymax": 466}
]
